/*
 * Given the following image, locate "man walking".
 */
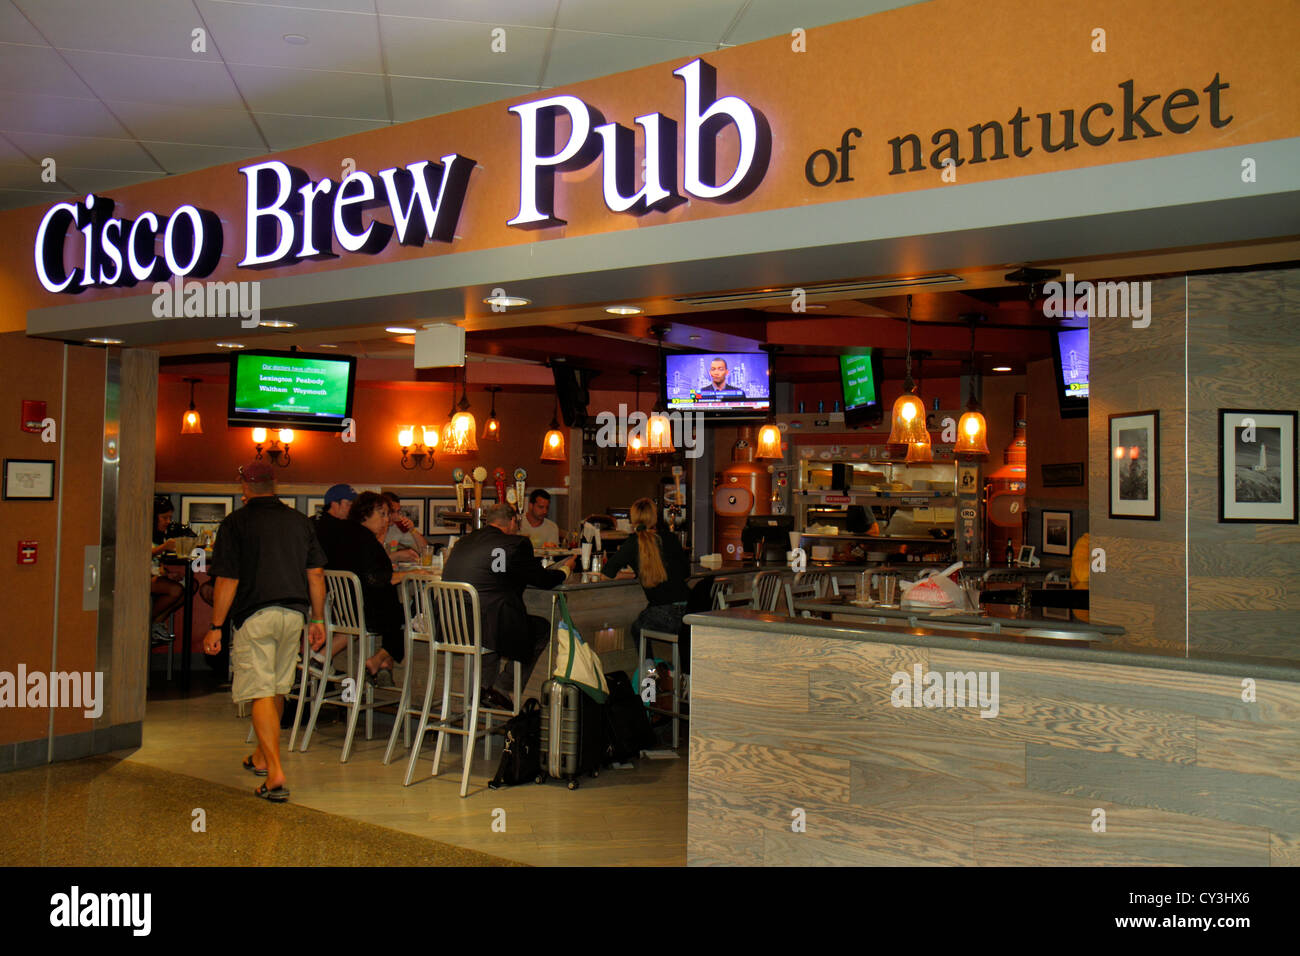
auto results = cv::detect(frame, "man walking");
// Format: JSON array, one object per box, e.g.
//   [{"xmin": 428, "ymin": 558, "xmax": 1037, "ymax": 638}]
[
  {"xmin": 205, "ymin": 461, "xmax": 327, "ymax": 802},
  {"xmin": 442, "ymin": 503, "xmax": 575, "ymax": 709}
]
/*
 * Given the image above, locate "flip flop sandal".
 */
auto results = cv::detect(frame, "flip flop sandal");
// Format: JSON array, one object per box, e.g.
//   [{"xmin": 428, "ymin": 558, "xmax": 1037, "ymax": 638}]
[
  {"xmin": 242, "ymin": 756, "xmax": 268, "ymax": 776},
  {"xmin": 255, "ymin": 783, "xmax": 289, "ymax": 802}
]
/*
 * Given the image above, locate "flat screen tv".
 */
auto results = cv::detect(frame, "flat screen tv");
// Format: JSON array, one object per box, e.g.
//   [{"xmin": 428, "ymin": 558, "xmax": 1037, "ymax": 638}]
[
  {"xmin": 1051, "ymin": 327, "xmax": 1089, "ymax": 418},
  {"xmin": 839, "ymin": 350, "xmax": 885, "ymax": 428},
  {"xmin": 664, "ymin": 351, "xmax": 770, "ymax": 413},
  {"xmin": 228, "ymin": 350, "xmax": 357, "ymax": 431}
]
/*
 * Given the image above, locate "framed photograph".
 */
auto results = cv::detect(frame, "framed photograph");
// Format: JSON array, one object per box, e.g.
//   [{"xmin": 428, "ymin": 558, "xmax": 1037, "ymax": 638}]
[
  {"xmin": 1041, "ymin": 510, "xmax": 1073, "ymax": 556},
  {"xmin": 1219, "ymin": 409, "xmax": 1297, "ymax": 523},
  {"xmin": 306, "ymin": 497, "xmax": 326, "ymax": 517},
  {"xmin": 427, "ymin": 499, "xmax": 463, "ymax": 534},
  {"xmin": 1016, "ymin": 544, "xmax": 1037, "ymax": 567},
  {"xmin": 181, "ymin": 495, "xmax": 233, "ymax": 530},
  {"xmin": 3, "ymin": 459, "xmax": 55, "ymax": 500},
  {"xmin": 1109, "ymin": 411, "xmax": 1160, "ymax": 520},
  {"xmin": 278, "ymin": 496, "xmax": 296, "ymax": 509}
]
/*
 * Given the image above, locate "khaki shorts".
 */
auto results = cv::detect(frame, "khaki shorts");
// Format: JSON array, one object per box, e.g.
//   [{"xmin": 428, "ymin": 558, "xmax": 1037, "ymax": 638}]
[{"xmin": 231, "ymin": 606, "xmax": 304, "ymax": 703}]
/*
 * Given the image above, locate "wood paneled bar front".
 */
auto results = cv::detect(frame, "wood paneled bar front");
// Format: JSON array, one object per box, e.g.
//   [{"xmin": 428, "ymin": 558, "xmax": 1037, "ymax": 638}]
[{"xmin": 686, "ymin": 610, "xmax": 1300, "ymax": 866}]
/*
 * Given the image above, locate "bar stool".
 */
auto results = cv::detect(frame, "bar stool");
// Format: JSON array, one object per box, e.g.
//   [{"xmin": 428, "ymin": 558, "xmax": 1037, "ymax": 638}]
[
  {"xmin": 638, "ymin": 625, "xmax": 687, "ymax": 749},
  {"xmin": 751, "ymin": 569, "xmax": 787, "ymax": 612},
  {"xmin": 784, "ymin": 570, "xmax": 835, "ymax": 616},
  {"xmin": 402, "ymin": 580, "xmax": 497, "ymax": 797},
  {"xmin": 299, "ymin": 570, "xmax": 401, "ymax": 762}
]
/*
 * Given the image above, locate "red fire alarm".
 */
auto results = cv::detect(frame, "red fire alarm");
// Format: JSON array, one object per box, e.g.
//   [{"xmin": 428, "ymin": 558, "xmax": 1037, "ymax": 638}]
[
  {"xmin": 18, "ymin": 540, "xmax": 38, "ymax": 564},
  {"xmin": 21, "ymin": 400, "xmax": 46, "ymax": 433}
]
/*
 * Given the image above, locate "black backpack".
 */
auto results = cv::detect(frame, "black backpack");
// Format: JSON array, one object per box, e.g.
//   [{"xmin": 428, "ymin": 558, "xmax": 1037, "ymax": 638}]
[
  {"xmin": 488, "ymin": 697, "xmax": 542, "ymax": 789},
  {"xmin": 603, "ymin": 670, "xmax": 656, "ymax": 762}
]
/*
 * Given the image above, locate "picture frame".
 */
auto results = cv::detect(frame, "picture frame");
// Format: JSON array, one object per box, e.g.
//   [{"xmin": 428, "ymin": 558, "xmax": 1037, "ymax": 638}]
[
  {"xmin": 1108, "ymin": 411, "xmax": 1160, "ymax": 520},
  {"xmin": 427, "ymin": 499, "xmax": 463, "ymax": 534},
  {"xmin": 395, "ymin": 499, "xmax": 424, "ymax": 534},
  {"xmin": 2, "ymin": 459, "xmax": 55, "ymax": 500},
  {"xmin": 1041, "ymin": 510, "xmax": 1073, "ymax": 556},
  {"xmin": 1016, "ymin": 544, "xmax": 1038, "ymax": 567},
  {"xmin": 1218, "ymin": 409, "xmax": 1297, "ymax": 524},
  {"xmin": 181, "ymin": 495, "xmax": 234, "ymax": 531},
  {"xmin": 305, "ymin": 497, "xmax": 326, "ymax": 517},
  {"xmin": 278, "ymin": 496, "xmax": 297, "ymax": 509},
  {"xmin": 957, "ymin": 464, "xmax": 979, "ymax": 494}
]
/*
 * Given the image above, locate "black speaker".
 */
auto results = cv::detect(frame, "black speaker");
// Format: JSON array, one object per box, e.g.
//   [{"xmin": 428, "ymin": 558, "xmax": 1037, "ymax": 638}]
[{"xmin": 552, "ymin": 364, "xmax": 597, "ymax": 427}]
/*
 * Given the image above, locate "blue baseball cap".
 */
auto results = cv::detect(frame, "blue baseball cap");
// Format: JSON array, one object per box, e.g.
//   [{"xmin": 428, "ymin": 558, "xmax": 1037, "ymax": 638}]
[{"xmin": 324, "ymin": 483, "xmax": 358, "ymax": 505}]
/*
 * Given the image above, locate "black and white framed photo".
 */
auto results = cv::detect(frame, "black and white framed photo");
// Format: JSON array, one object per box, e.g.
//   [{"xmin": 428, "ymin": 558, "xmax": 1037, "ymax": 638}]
[
  {"xmin": 3, "ymin": 459, "xmax": 55, "ymax": 500},
  {"xmin": 181, "ymin": 495, "xmax": 233, "ymax": 531},
  {"xmin": 1219, "ymin": 409, "xmax": 1297, "ymax": 524},
  {"xmin": 394, "ymin": 499, "xmax": 424, "ymax": 533},
  {"xmin": 427, "ymin": 499, "xmax": 462, "ymax": 534},
  {"xmin": 1109, "ymin": 411, "xmax": 1159, "ymax": 520},
  {"xmin": 1041, "ymin": 510, "xmax": 1073, "ymax": 556},
  {"xmin": 305, "ymin": 497, "xmax": 326, "ymax": 517}
]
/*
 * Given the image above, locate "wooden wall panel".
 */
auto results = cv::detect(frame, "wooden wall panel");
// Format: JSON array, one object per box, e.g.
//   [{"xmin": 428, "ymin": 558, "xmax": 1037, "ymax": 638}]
[
  {"xmin": 1089, "ymin": 277, "xmax": 1188, "ymax": 655},
  {"xmin": 1187, "ymin": 268, "xmax": 1300, "ymax": 661},
  {"xmin": 110, "ymin": 349, "xmax": 157, "ymax": 727},
  {"xmin": 688, "ymin": 624, "xmax": 1300, "ymax": 866}
]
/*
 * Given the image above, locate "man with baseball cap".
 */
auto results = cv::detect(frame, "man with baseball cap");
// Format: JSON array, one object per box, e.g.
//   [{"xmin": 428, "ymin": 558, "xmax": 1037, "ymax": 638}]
[{"xmin": 206, "ymin": 460, "xmax": 327, "ymax": 802}]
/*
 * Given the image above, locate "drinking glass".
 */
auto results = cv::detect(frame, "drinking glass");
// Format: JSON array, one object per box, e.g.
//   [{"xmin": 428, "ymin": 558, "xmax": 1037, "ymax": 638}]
[{"xmin": 879, "ymin": 574, "xmax": 897, "ymax": 605}]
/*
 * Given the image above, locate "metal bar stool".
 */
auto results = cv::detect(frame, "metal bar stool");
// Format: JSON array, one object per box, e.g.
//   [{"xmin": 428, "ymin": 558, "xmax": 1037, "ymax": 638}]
[{"xmin": 402, "ymin": 580, "xmax": 496, "ymax": 797}]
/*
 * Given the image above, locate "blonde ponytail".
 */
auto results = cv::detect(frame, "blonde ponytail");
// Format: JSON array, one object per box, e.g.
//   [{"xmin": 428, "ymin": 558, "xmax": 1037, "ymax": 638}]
[{"xmin": 630, "ymin": 498, "xmax": 666, "ymax": 588}]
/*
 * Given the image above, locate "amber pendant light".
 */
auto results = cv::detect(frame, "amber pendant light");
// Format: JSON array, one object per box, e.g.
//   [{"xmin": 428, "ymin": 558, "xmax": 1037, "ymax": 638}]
[
  {"xmin": 541, "ymin": 385, "xmax": 566, "ymax": 461},
  {"xmin": 449, "ymin": 371, "xmax": 478, "ymax": 453},
  {"xmin": 181, "ymin": 377, "xmax": 203, "ymax": 434},
  {"xmin": 888, "ymin": 295, "xmax": 929, "ymax": 445},
  {"xmin": 954, "ymin": 317, "xmax": 990, "ymax": 457},
  {"xmin": 625, "ymin": 370, "xmax": 648, "ymax": 464},
  {"xmin": 481, "ymin": 386, "xmax": 502, "ymax": 442},
  {"xmin": 647, "ymin": 326, "xmax": 675, "ymax": 455},
  {"xmin": 440, "ymin": 378, "xmax": 463, "ymax": 456}
]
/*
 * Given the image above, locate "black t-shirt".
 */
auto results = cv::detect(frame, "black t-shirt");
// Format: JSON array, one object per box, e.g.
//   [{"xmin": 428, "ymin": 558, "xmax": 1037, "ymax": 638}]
[
  {"xmin": 602, "ymin": 528, "xmax": 691, "ymax": 606},
  {"xmin": 211, "ymin": 497, "xmax": 327, "ymax": 629},
  {"xmin": 312, "ymin": 512, "xmax": 356, "ymax": 568},
  {"xmin": 313, "ymin": 514, "xmax": 402, "ymax": 638}
]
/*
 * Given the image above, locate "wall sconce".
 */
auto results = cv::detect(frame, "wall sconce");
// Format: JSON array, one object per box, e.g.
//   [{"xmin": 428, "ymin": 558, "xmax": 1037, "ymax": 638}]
[
  {"xmin": 252, "ymin": 427, "xmax": 293, "ymax": 467},
  {"xmin": 399, "ymin": 425, "xmax": 438, "ymax": 471},
  {"xmin": 481, "ymin": 386, "xmax": 502, "ymax": 442},
  {"xmin": 181, "ymin": 377, "xmax": 203, "ymax": 434}
]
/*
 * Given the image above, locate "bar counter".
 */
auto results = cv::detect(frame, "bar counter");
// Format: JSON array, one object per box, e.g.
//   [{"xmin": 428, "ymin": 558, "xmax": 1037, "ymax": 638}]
[{"xmin": 684, "ymin": 608, "xmax": 1300, "ymax": 866}]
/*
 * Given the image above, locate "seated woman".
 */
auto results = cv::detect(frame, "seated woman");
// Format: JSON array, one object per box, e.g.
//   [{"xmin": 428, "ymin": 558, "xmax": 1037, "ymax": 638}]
[
  {"xmin": 600, "ymin": 497, "xmax": 692, "ymax": 657},
  {"xmin": 345, "ymin": 491, "xmax": 412, "ymax": 681},
  {"xmin": 150, "ymin": 496, "xmax": 185, "ymax": 636}
]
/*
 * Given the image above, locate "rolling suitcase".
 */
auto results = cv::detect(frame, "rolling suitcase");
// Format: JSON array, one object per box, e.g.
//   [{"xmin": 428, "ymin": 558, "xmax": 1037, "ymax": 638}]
[{"xmin": 537, "ymin": 678, "xmax": 605, "ymax": 790}]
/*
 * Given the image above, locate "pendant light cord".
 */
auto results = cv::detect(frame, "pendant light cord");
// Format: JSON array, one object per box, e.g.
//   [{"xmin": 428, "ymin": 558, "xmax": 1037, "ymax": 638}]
[{"xmin": 903, "ymin": 295, "xmax": 915, "ymax": 392}]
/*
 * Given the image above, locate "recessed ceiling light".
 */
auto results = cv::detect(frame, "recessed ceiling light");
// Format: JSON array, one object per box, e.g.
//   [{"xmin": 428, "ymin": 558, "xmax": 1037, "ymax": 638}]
[
  {"xmin": 483, "ymin": 294, "xmax": 530, "ymax": 308},
  {"xmin": 317, "ymin": 343, "xmax": 339, "ymax": 349},
  {"xmin": 804, "ymin": 304, "xmax": 828, "ymax": 310},
  {"xmin": 282, "ymin": 33, "xmax": 309, "ymax": 45},
  {"xmin": 216, "ymin": 342, "xmax": 245, "ymax": 349},
  {"xmin": 605, "ymin": 305, "xmax": 641, "ymax": 316},
  {"xmin": 688, "ymin": 334, "xmax": 702, "ymax": 341},
  {"xmin": 87, "ymin": 337, "xmax": 123, "ymax": 345},
  {"xmin": 992, "ymin": 365, "xmax": 1012, "ymax": 372},
  {"xmin": 386, "ymin": 326, "xmax": 417, "ymax": 334},
  {"xmin": 259, "ymin": 319, "xmax": 297, "ymax": 329}
]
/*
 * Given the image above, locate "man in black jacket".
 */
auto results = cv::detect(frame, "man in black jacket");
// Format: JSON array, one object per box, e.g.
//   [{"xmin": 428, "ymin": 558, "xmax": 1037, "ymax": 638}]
[{"xmin": 442, "ymin": 503, "xmax": 576, "ymax": 709}]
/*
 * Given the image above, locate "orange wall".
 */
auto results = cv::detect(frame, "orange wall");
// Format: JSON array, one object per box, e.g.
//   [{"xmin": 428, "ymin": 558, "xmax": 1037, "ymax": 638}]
[
  {"xmin": 0, "ymin": 334, "xmax": 104, "ymax": 746},
  {"xmin": 156, "ymin": 375, "xmax": 570, "ymax": 489}
]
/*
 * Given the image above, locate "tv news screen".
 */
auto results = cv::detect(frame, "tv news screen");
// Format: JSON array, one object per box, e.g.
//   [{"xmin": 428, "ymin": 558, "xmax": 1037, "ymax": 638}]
[
  {"xmin": 664, "ymin": 352, "xmax": 770, "ymax": 413},
  {"xmin": 228, "ymin": 350, "xmax": 357, "ymax": 431},
  {"xmin": 839, "ymin": 350, "xmax": 885, "ymax": 428},
  {"xmin": 1052, "ymin": 327, "xmax": 1089, "ymax": 418}
]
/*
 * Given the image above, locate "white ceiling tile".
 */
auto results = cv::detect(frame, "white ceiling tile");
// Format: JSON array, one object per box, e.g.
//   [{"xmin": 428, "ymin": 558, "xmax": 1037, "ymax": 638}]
[
  {"xmin": 18, "ymin": 0, "xmax": 222, "ymax": 59},
  {"xmin": 105, "ymin": 98, "xmax": 266, "ymax": 147},
  {"xmin": 0, "ymin": 186, "xmax": 75, "ymax": 210},
  {"xmin": 556, "ymin": 0, "xmax": 744, "ymax": 42},
  {"xmin": 61, "ymin": 49, "xmax": 248, "ymax": 109},
  {"xmin": 252, "ymin": 112, "xmax": 389, "ymax": 150},
  {"xmin": 228, "ymin": 62, "xmax": 389, "ymax": 119},
  {"xmin": 377, "ymin": 1, "xmax": 560, "ymax": 29},
  {"xmin": 0, "ymin": 42, "xmax": 94, "ymax": 96},
  {"xmin": 5, "ymin": 129, "xmax": 164, "ymax": 171},
  {"xmin": 727, "ymin": 0, "xmax": 923, "ymax": 45},
  {"xmin": 542, "ymin": 31, "xmax": 715, "ymax": 87},
  {"xmin": 380, "ymin": 15, "xmax": 547, "ymax": 84},
  {"xmin": 140, "ymin": 139, "xmax": 268, "ymax": 173},
  {"xmin": 0, "ymin": 91, "xmax": 127, "ymax": 138},
  {"xmin": 388, "ymin": 75, "xmax": 530, "ymax": 122},
  {"xmin": 196, "ymin": 0, "xmax": 382, "ymax": 73},
  {"xmin": 0, "ymin": 159, "xmax": 43, "ymax": 188},
  {"xmin": 0, "ymin": 1, "xmax": 45, "ymax": 43},
  {"xmin": 214, "ymin": 0, "xmax": 379, "ymax": 13},
  {"xmin": 57, "ymin": 165, "xmax": 168, "ymax": 193}
]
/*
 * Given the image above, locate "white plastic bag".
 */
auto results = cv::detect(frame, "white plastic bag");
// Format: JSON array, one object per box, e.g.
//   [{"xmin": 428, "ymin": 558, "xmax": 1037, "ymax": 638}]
[{"xmin": 900, "ymin": 562, "xmax": 965, "ymax": 608}]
